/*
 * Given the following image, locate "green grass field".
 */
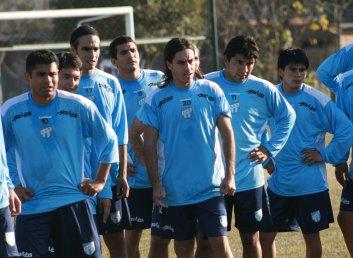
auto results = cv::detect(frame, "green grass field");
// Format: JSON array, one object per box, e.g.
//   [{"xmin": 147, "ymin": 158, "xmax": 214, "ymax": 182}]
[{"xmin": 102, "ymin": 164, "xmax": 350, "ymax": 257}]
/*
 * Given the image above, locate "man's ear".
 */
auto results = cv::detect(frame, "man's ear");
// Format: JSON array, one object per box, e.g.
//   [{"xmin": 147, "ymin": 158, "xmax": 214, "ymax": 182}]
[{"xmin": 24, "ymin": 72, "xmax": 31, "ymax": 82}]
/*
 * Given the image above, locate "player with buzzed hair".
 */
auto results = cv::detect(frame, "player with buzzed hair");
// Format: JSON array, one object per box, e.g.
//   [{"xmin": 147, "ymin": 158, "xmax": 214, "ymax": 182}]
[
  {"xmin": 2, "ymin": 49, "xmax": 119, "ymax": 258},
  {"xmin": 70, "ymin": 25, "xmax": 130, "ymax": 258}
]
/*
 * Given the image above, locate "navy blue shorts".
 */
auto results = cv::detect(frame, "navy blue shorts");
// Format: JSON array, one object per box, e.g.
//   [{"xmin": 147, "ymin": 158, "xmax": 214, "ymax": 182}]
[
  {"xmin": 16, "ymin": 200, "xmax": 101, "ymax": 258},
  {"xmin": 96, "ymin": 186, "xmax": 131, "ymax": 235},
  {"xmin": 262, "ymin": 189, "xmax": 334, "ymax": 234},
  {"xmin": 125, "ymin": 188, "xmax": 153, "ymax": 230},
  {"xmin": 225, "ymin": 186, "xmax": 271, "ymax": 233},
  {"xmin": 151, "ymin": 196, "xmax": 228, "ymax": 241},
  {"xmin": 0, "ymin": 206, "xmax": 19, "ymax": 258},
  {"xmin": 340, "ymin": 179, "xmax": 353, "ymax": 212}
]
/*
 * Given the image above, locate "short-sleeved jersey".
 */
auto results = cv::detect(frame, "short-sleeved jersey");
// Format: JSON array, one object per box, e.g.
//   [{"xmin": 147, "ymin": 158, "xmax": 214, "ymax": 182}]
[
  {"xmin": 205, "ymin": 71, "xmax": 295, "ymax": 192},
  {"xmin": 118, "ymin": 69, "xmax": 164, "ymax": 188},
  {"xmin": 0, "ymin": 117, "xmax": 13, "ymax": 209},
  {"xmin": 142, "ymin": 79, "xmax": 231, "ymax": 206},
  {"xmin": 268, "ymin": 83, "xmax": 353, "ymax": 196},
  {"xmin": 77, "ymin": 68, "xmax": 128, "ymax": 196},
  {"xmin": 1, "ymin": 90, "xmax": 119, "ymax": 214},
  {"xmin": 316, "ymin": 43, "xmax": 353, "ymax": 92}
]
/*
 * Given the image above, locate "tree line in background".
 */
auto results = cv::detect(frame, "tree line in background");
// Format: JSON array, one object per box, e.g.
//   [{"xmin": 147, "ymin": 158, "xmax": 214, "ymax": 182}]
[{"xmin": 1, "ymin": 0, "xmax": 353, "ymax": 100}]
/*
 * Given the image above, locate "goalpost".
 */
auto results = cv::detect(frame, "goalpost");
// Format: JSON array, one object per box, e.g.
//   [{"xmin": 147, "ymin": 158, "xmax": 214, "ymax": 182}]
[{"xmin": 0, "ymin": 6, "xmax": 135, "ymax": 52}]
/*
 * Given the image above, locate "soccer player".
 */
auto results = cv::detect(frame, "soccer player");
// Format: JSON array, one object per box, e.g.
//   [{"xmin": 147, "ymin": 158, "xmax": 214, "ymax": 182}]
[
  {"xmin": 205, "ymin": 35, "xmax": 295, "ymax": 258},
  {"xmin": 1, "ymin": 50, "xmax": 119, "ymax": 258},
  {"xmin": 260, "ymin": 48, "xmax": 353, "ymax": 258},
  {"xmin": 0, "ymin": 116, "xmax": 20, "ymax": 258},
  {"xmin": 142, "ymin": 37, "xmax": 235, "ymax": 258},
  {"xmin": 317, "ymin": 46, "xmax": 353, "ymax": 257},
  {"xmin": 109, "ymin": 35, "xmax": 164, "ymax": 258},
  {"xmin": 70, "ymin": 25, "xmax": 129, "ymax": 258}
]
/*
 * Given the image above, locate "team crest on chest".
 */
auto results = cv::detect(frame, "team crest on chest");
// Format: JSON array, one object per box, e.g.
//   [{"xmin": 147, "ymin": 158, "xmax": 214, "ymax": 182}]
[
  {"xmin": 229, "ymin": 93, "xmax": 240, "ymax": 113},
  {"xmin": 181, "ymin": 99, "xmax": 192, "ymax": 119},
  {"xmin": 39, "ymin": 116, "xmax": 52, "ymax": 138},
  {"xmin": 135, "ymin": 89, "xmax": 147, "ymax": 106}
]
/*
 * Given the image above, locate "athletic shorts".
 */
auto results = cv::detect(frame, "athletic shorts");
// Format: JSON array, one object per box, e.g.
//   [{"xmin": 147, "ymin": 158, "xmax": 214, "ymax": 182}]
[
  {"xmin": 225, "ymin": 186, "xmax": 271, "ymax": 233},
  {"xmin": 96, "ymin": 186, "xmax": 131, "ymax": 235},
  {"xmin": 340, "ymin": 179, "xmax": 353, "ymax": 212},
  {"xmin": 262, "ymin": 189, "xmax": 334, "ymax": 234},
  {"xmin": 125, "ymin": 188, "xmax": 153, "ymax": 230},
  {"xmin": 16, "ymin": 200, "xmax": 101, "ymax": 258},
  {"xmin": 0, "ymin": 206, "xmax": 19, "ymax": 258},
  {"xmin": 151, "ymin": 196, "xmax": 227, "ymax": 241}
]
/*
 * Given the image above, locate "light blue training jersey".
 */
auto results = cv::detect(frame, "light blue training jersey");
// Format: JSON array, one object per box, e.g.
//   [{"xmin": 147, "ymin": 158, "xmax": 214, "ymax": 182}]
[
  {"xmin": 77, "ymin": 68, "xmax": 128, "ymax": 198},
  {"xmin": 316, "ymin": 43, "xmax": 353, "ymax": 93},
  {"xmin": 205, "ymin": 71, "xmax": 295, "ymax": 192},
  {"xmin": 1, "ymin": 90, "xmax": 119, "ymax": 215},
  {"xmin": 319, "ymin": 69, "xmax": 353, "ymax": 180},
  {"xmin": 0, "ymin": 117, "xmax": 13, "ymax": 209},
  {"xmin": 118, "ymin": 69, "xmax": 164, "ymax": 188},
  {"xmin": 142, "ymin": 79, "xmax": 231, "ymax": 206},
  {"xmin": 268, "ymin": 83, "xmax": 353, "ymax": 196}
]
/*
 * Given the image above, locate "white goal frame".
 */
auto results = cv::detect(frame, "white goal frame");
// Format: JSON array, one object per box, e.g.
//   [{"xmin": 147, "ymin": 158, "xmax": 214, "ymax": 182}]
[{"xmin": 0, "ymin": 6, "xmax": 135, "ymax": 52}]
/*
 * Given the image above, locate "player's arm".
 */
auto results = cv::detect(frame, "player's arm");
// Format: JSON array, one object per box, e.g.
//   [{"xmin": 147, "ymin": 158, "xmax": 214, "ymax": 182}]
[
  {"xmin": 129, "ymin": 118, "xmax": 146, "ymax": 167},
  {"xmin": 316, "ymin": 45, "xmax": 352, "ymax": 93},
  {"xmin": 144, "ymin": 125, "xmax": 166, "ymax": 207},
  {"xmin": 313, "ymin": 101, "xmax": 353, "ymax": 166},
  {"xmin": 217, "ymin": 115, "xmax": 235, "ymax": 195},
  {"xmin": 260, "ymin": 87, "xmax": 296, "ymax": 160}
]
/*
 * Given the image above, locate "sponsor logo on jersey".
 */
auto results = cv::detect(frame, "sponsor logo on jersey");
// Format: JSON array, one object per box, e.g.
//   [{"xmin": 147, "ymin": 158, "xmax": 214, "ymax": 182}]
[
  {"xmin": 311, "ymin": 210, "xmax": 321, "ymax": 222},
  {"xmin": 181, "ymin": 99, "xmax": 192, "ymax": 119},
  {"xmin": 48, "ymin": 246, "xmax": 55, "ymax": 253},
  {"xmin": 57, "ymin": 110, "xmax": 78, "ymax": 118},
  {"xmin": 158, "ymin": 96, "xmax": 173, "ymax": 108},
  {"xmin": 246, "ymin": 89, "xmax": 264, "ymax": 98},
  {"xmin": 98, "ymin": 83, "xmax": 113, "ymax": 93},
  {"xmin": 197, "ymin": 93, "xmax": 215, "ymax": 101},
  {"xmin": 298, "ymin": 101, "xmax": 316, "ymax": 112},
  {"xmin": 12, "ymin": 111, "xmax": 32, "ymax": 122},
  {"xmin": 254, "ymin": 209, "xmax": 263, "ymax": 222},
  {"xmin": 219, "ymin": 215, "xmax": 228, "ymax": 228},
  {"xmin": 151, "ymin": 222, "xmax": 160, "ymax": 229},
  {"xmin": 83, "ymin": 241, "xmax": 95, "ymax": 255},
  {"xmin": 148, "ymin": 80, "xmax": 165, "ymax": 88},
  {"xmin": 5, "ymin": 231, "xmax": 15, "ymax": 246}
]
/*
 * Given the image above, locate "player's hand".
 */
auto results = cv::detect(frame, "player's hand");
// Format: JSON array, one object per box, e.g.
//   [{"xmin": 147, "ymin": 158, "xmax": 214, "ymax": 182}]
[
  {"xmin": 78, "ymin": 178, "xmax": 105, "ymax": 196},
  {"xmin": 98, "ymin": 198, "xmax": 111, "ymax": 223},
  {"xmin": 9, "ymin": 189, "xmax": 21, "ymax": 216},
  {"xmin": 127, "ymin": 163, "xmax": 136, "ymax": 177},
  {"xmin": 153, "ymin": 183, "xmax": 167, "ymax": 208},
  {"xmin": 117, "ymin": 177, "xmax": 130, "ymax": 198},
  {"xmin": 301, "ymin": 149, "xmax": 323, "ymax": 165},
  {"xmin": 220, "ymin": 174, "xmax": 235, "ymax": 196},
  {"xmin": 248, "ymin": 146, "xmax": 269, "ymax": 164},
  {"xmin": 335, "ymin": 163, "xmax": 349, "ymax": 188},
  {"xmin": 14, "ymin": 186, "xmax": 34, "ymax": 203}
]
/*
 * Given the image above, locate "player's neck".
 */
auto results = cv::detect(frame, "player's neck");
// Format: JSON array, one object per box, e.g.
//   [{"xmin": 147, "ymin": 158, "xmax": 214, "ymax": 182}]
[
  {"xmin": 282, "ymin": 83, "xmax": 301, "ymax": 94},
  {"xmin": 82, "ymin": 68, "xmax": 95, "ymax": 77},
  {"xmin": 119, "ymin": 68, "xmax": 141, "ymax": 81},
  {"xmin": 32, "ymin": 92, "xmax": 56, "ymax": 105}
]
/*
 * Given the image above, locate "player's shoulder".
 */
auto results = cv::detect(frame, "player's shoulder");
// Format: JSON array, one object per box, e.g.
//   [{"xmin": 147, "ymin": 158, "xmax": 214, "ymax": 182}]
[
  {"xmin": 302, "ymin": 83, "xmax": 330, "ymax": 107},
  {"xmin": 196, "ymin": 79, "xmax": 224, "ymax": 95},
  {"xmin": 248, "ymin": 75, "xmax": 277, "ymax": 90},
  {"xmin": 1, "ymin": 92, "xmax": 29, "ymax": 116},
  {"xmin": 95, "ymin": 69, "xmax": 121, "ymax": 89},
  {"xmin": 58, "ymin": 90, "xmax": 97, "ymax": 110},
  {"xmin": 142, "ymin": 69, "xmax": 164, "ymax": 78},
  {"xmin": 204, "ymin": 70, "xmax": 222, "ymax": 80}
]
